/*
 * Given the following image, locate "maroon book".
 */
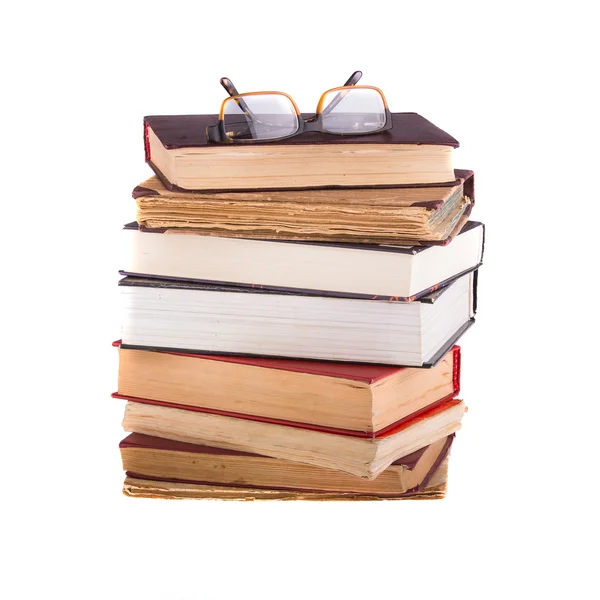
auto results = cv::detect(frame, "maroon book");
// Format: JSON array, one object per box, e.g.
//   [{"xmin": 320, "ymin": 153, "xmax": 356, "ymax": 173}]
[
  {"xmin": 143, "ymin": 113, "xmax": 460, "ymax": 192},
  {"xmin": 144, "ymin": 113, "xmax": 459, "ymax": 151}
]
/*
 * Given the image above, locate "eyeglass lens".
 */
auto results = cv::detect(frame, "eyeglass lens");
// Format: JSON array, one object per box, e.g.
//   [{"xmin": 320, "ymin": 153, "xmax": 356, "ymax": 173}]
[
  {"xmin": 223, "ymin": 95, "xmax": 299, "ymax": 141},
  {"xmin": 321, "ymin": 88, "xmax": 386, "ymax": 134}
]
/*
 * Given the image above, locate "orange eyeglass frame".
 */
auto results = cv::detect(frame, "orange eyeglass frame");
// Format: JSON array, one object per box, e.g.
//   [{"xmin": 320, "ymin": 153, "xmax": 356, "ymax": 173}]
[{"xmin": 206, "ymin": 71, "xmax": 392, "ymax": 143}]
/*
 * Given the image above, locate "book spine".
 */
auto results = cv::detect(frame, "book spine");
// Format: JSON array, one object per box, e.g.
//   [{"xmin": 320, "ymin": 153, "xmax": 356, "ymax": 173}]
[
  {"xmin": 463, "ymin": 170, "xmax": 475, "ymax": 203},
  {"xmin": 143, "ymin": 121, "xmax": 151, "ymax": 163},
  {"xmin": 412, "ymin": 434, "xmax": 455, "ymax": 492},
  {"xmin": 452, "ymin": 345, "xmax": 461, "ymax": 396}
]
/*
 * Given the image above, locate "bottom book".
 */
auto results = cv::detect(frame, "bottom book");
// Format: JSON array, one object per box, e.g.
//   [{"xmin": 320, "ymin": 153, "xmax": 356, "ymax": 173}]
[{"xmin": 122, "ymin": 463, "xmax": 448, "ymax": 501}]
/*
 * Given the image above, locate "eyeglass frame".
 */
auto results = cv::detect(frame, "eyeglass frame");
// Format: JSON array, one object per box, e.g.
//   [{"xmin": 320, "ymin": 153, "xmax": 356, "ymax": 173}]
[{"xmin": 206, "ymin": 72, "xmax": 393, "ymax": 144}]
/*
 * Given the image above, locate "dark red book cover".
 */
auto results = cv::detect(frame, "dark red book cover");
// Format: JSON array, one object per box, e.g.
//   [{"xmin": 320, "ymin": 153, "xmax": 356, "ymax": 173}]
[
  {"xmin": 144, "ymin": 113, "xmax": 461, "ymax": 193},
  {"xmin": 113, "ymin": 340, "xmax": 461, "ymax": 385},
  {"xmin": 114, "ymin": 342, "xmax": 460, "ymax": 437},
  {"xmin": 144, "ymin": 112, "xmax": 460, "ymax": 153}
]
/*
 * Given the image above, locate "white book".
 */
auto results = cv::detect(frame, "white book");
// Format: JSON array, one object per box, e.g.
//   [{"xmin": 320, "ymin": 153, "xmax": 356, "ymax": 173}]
[
  {"xmin": 120, "ymin": 271, "xmax": 476, "ymax": 367},
  {"xmin": 121, "ymin": 221, "xmax": 484, "ymax": 299}
]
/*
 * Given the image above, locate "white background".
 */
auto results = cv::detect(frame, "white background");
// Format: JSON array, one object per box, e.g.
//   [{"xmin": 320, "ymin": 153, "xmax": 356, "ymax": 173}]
[{"xmin": 3, "ymin": 1, "xmax": 599, "ymax": 598}]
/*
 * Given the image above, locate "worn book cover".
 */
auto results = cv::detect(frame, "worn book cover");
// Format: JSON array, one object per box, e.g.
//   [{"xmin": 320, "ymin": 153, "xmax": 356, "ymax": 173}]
[
  {"xmin": 132, "ymin": 169, "xmax": 474, "ymax": 245},
  {"xmin": 121, "ymin": 397, "xmax": 465, "ymax": 479},
  {"xmin": 120, "ymin": 433, "xmax": 454, "ymax": 495},
  {"xmin": 144, "ymin": 113, "xmax": 460, "ymax": 192},
  {"xmin": 122, "ymin": 460, "xmax": 450, "ymax": 501}
]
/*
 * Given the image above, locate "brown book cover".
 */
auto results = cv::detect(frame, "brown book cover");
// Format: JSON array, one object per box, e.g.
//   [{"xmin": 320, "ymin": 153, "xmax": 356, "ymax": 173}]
[
  {"xmin": 122, "ymin": 460, "xmax": 449, "ymax": 501},
  {"xmin": 144, "ymin": 113, "xmax": 460, "ymax": 192},
  {"xmin": 144, "ymin": 113, "xmax": 459, "ymax": 151},
  {"xmin": 120, "ymin": 398, "xmax": 465, "ymax": 479},
  {"xmin": 120, "ymin": 433, "xmax": 454, "ymax": 496},
  {"xmin": 131, "ymin": 170, "xmax": 474, "ymax": 246}
]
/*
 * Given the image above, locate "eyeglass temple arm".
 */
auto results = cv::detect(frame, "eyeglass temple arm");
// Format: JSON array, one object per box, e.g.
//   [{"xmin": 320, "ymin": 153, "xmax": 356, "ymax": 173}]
[
  {"xmin": 343, "ymin": 71, "xmax": 363, "ymax": 87},
  {"xmin": 321, "ymin": 71, "xmax": 363, "ymax": 116},
  {"xmin": 220, "ymin": 77, "xmax": 256, "ymax": 119}
]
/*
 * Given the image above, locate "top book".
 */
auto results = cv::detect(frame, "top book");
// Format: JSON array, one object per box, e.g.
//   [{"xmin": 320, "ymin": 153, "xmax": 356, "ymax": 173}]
[{"xmin": 144, "ymin": 113, "xmax": 459, "ymax": 192}]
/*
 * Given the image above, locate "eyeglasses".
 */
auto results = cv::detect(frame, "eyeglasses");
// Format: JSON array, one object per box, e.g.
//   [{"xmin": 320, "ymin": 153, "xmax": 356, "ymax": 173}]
[{"xmin": 206, "ymin": 71, "xmax": 392, "ymax": 144}]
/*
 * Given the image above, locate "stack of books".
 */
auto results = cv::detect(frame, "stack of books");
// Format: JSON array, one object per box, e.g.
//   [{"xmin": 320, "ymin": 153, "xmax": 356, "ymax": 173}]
[{"xmin": 115, "ymin": 111, "xmax": 484, "ymax": 500}]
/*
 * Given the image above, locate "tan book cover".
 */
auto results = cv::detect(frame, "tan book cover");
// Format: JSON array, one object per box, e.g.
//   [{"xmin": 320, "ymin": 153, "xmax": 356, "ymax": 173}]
[
  {"xmin": 133, "ymin": 170, "xmax": 473, "ymax": 245},
  {"xmin": 120, "ymin": 433, "xmax": 454, "ymax": 495},
  {"xmin": 123, "ymin": 458, "xmax": 449, "ymax": 501}
]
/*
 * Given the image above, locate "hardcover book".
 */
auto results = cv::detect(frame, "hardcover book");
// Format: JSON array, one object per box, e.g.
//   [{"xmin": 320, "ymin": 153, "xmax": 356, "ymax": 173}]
[
  {"xmin": 120, "ymin": 433, "xmax": 454, "ymax": 496},
  {"xmin": 114, "ymin": 344, "xmax": 461, "ymax": 435},
  {"xmin": 121, "ymin": 219, "xmax": 484, "ymax": 300},
  {"xmin": 122, "ymin": 460, "xmax": 449, "ymax": 501},
  {"xmin": 119, "ymin": 271, "xmax": 476, "ymax": 367},
  {"xmin": 144, "ymin": 113, "xmax": 459, "ymax": 191},
  {"xmin": 120, "ymin": 397, "xmax": 465, "ymax": 479},
  {"xmin": 132, "ymin": 170, "xmax": 474, "ymax": 245}
]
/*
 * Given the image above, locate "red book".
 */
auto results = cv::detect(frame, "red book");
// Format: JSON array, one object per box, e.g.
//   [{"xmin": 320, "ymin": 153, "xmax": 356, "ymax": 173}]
[{"xmin": 114, "ymin": 343, "xmax": 461, "ymax": 436}]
